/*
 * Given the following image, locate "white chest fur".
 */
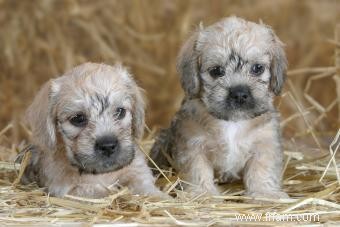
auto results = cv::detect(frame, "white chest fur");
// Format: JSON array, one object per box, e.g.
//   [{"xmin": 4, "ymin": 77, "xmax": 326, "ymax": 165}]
[
  {"xmin": 214, "ymin": 120, "xmax": 254, "ymax": 179},
  {"xmin": 222, "ymin": 121, "xmax": 246, "ymax": 151}
]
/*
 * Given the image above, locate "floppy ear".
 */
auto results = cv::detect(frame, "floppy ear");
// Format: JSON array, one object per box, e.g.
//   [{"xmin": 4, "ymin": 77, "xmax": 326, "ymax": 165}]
[
  {"xmin": 26, "ymin": 79, "xmax": 60, "ymax": 151},
  {"xmin": 132, "ymin": 86, "xmax": 145, "ymax": 140},
  {"xmin": 269, "ymin": 36, "xmax": 287, "ymax": 95},
  {"xmin": 176, "ymin": 31, "xmax": 201, "ymax": 98}
]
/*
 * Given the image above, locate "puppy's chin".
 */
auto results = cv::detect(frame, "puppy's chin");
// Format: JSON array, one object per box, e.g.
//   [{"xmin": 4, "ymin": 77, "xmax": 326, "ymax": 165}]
[
  {"xmin": 71, "ymin": 146, "xmax": 135, "ymax": 174},
  {"xmin": 207, "ymin": 104, "xmax": 269, "ymax": 122}
]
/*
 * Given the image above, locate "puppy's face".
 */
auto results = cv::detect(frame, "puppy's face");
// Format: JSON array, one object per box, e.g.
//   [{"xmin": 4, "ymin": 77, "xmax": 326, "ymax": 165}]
[
  {"xmin": 27, "ymin": 63, "xmax": 145, "ymax": 174},
  {"xmin": 199, "ymin": 40, "xmax": 274, "ymax": 121},
  {"xmin": 177, "ymin": 17, "xmax": 287, "ymax": 121}
]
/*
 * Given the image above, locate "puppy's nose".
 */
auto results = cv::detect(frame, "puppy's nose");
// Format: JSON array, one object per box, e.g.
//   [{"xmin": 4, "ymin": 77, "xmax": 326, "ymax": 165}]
[
  {"xmin": 229, "ymin": 86, "xmax": 251, "ymax": 105},
  {"xmin": 95, "ymin": 136, "xmax": 118, "ymax": 157}
]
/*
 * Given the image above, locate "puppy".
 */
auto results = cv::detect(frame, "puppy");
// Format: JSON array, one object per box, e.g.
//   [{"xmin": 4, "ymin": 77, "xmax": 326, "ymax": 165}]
[
  {"xmin": 150, "ymin": 17, "xmax": 288, "ymax": 198},
  {"xmin": 21, "ymin": 62, "xmax": 162, "ymax": 198}
]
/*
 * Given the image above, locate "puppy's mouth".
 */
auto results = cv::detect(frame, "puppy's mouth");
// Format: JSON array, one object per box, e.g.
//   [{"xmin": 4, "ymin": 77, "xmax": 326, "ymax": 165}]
[
  {"xmin": 71, "ymin": 145, "xmax": 135, "ymax": 175},
  {"xmin": 205, "ymin": 95, "xmax": 269, "ymax": 121},
  {"xmin": 209, "ymin": 107, "xmax": 268, "ymax": 122},
  {"xmin": 211, "ymin": 85, "xmax": 269, "ymax": 121},
  {"xmin": 225, "ymin": 96, "xmax": 256, "ymax": 111}
]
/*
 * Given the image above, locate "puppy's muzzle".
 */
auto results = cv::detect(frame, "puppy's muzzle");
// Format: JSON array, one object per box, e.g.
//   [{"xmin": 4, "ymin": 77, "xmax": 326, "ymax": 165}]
[
  {"xmin": 95, "ymin": 136, "xmax": 119, "ymax": 157},
  {"xmin": 227, "ymin": 85, "xmax": 255, "ymax": 109}
]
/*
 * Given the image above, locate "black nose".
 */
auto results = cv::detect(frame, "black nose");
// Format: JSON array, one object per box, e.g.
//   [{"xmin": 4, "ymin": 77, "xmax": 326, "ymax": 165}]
[
  {"xmin": 229, "ymin": 86, "xmax": 251, "ymax": 105},
  {"xmin": 95, "ymin": 136, "xmax": 118, "ymax": 157}
]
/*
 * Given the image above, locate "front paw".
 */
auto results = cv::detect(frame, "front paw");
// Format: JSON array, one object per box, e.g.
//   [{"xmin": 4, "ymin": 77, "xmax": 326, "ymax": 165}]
[
  {"xmin": 187, "ymin": 185, "xmax": 220, "ymax": 196},
  {"xmin": 68, "ymin": 184, "xmax": 111, "ymax": 198},
  {"xmin": 131, "ymin": 184, "xmax": 171, "ymax": 199},
  {"xmin": 143, "ymin": 188, "xmax": 171, "ymax": 199},
  {"xmin": 246, "ymin": 190, "xmax": 289, "ymax": 199},
  {"xmin": 150, "ymin": 190, "xmax": 172, "ymax": 200}
]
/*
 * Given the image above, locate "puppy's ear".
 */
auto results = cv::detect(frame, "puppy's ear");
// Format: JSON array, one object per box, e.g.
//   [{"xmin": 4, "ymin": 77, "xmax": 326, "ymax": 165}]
[
  {"xmin": 269, "ymin": 36, "xmax": 287, "ymax": 95},
  {"xmin": 177, "ymin": 31, "xmax": 201, "ymax": 98},
  {"xmin": 26, "ymin": 79, "xmax": 60, "ymax": 150},
  {"xmin": 132, "ymin": 86, "xmax": 145, "ymax": 140}
]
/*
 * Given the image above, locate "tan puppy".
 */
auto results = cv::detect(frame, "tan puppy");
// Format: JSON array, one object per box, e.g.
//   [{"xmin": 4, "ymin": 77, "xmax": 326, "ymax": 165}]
[
  {"xmin": 21, "ymin": 63, "xmax": 162, "ymax": 198},
  {"xmin": 150, "ymin": 17, "xmax": 288, "ymax": 198}
]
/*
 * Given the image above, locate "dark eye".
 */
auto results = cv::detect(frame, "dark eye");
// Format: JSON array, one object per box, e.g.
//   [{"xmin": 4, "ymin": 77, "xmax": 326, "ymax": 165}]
[
  {"xmin": 208, "ymin": 66, "xmax": 225, "ymax": 78},
  {"xmin": 250, "ymin": 64, "xmax": 265, "ymax": 76},
  {"xmin": 70, "ymin": 113, "xmax": 87, "ymax": 127},
  {"xmin": 115, "ymin": 108, "xmax": 126, "ymax": 120}
]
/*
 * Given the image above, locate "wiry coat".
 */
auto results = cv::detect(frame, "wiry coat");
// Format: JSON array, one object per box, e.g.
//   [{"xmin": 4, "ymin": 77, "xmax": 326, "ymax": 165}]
[
  {"xmin": 21, "ymin": 63, "xmax": 161, "ymax": 198},
  {"xmin": 150, "ymin": 17, "xmax": 288, "ymax": 198}
]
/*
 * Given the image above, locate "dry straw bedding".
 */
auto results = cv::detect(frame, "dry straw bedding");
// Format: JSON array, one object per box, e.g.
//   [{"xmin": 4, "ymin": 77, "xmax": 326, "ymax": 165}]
[
  {"xmin": 1, "ymin": 64, "xmax": 340, "ymax": 225},
  {"xmin": 0, "ymin": 0, "xmax": 340, "ymax": 226},
  {"xmin": 2, "ymin": 45, "xmax": 340, "ymax": 225},
  {"xmin": 2, "ymin": 103, "xmax": 339, "ymax": 225},
  {"xmin": 0, "ymin": 129, "xmax": 339, "ymax": 226}
]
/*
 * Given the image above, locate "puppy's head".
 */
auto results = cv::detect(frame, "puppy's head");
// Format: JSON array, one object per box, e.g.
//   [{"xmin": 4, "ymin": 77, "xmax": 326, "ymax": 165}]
[
  {"xmin": 177, "ymin": 16, "xmax": 287, "ymax": 121},
  {"xmin": 26, "ymin": 63, "xmax": 145, "ymax": 174}
]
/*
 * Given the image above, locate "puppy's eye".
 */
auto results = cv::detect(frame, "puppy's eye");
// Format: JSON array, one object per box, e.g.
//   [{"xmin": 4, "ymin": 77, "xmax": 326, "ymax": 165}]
[
  {"xmin": 208, "ymin": 66, "xmax": 225, "ymax": 78},
  {"xmin": 70, "ymin": 113, "xmax": 87, "ymax": 127},
  {"xmin": 115, "ymin": 107, "xmax": 126, "ymax": 120},
  {"xmin": 250, "ymin": 64, "xmax": 265, "ymax": 76}
]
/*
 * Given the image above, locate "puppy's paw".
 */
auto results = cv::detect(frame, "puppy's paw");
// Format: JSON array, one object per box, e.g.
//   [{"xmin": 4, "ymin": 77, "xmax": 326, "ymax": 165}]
[
  {"xmin": 131, "ymin": 183, "xmax": 170, "ymax": 199},
  {"xmin": 68, "ymin": 184, "xmax": 111, "ymax": 198},
  {"xmin": 150, "ymin": 191, "xmax": 172, "ymax": 200},
  {"xmin": 138, "ymin": 189, "xmax": 172, "ymax": 200},
  {"xmin": 187, "ymin": 185, "xmax": 220, "ymax": 197},
  {"xmin": 246, "ymin": 190, "xmax": 289, "ymax": 200}
]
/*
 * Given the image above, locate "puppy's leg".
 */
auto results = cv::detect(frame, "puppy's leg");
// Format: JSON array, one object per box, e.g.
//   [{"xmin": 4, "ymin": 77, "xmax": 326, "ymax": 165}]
[
  {"xmin": 244, "ymin": 141, "xmax": 288, "ymax": 199},
  {"xmin": 181, "ymin": 154, "xmax": 219, "ymax": 196},
  {"xmin": 68, "ymin": 184, "xmax": 111, "ymax": 198},
  {"xmin": 46, "ymin": 169, "xmax": 113, "ymax": 198},
  {"xmin": 123, "ymin": 152, "xmax": 165, "ymax": 197}
]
